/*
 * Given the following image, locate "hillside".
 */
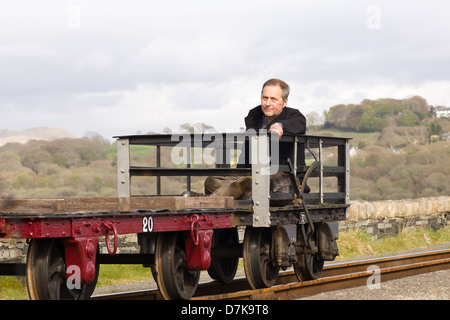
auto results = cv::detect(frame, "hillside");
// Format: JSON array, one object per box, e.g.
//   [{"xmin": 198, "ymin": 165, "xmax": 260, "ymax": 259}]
[
  {"xmin": 0, "ymin": 98, "xmax": 448, "ymax": 201},
  {"xmin": 308, "ymin": 123, "xmax": 449, "ymax": 201},
  {"xmin": 0, "ymin": 127, "xmax": 75, "ymax": 147},
  {"xmin": 0, "ymin": 126, "xmax": 448, "ymax": 201}
]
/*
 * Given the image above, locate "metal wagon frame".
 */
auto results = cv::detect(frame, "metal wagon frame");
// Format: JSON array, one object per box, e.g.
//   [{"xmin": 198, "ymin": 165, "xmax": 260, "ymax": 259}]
[{"xmin": 0, "ymin": 132, "xmax": 351, "ymax": 300}]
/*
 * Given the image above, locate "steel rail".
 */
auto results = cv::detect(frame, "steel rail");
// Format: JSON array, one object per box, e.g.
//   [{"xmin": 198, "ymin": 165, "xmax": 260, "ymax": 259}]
[{"xmin": 91, "ymin": 249, "xmax": 450, "ymax": 300}]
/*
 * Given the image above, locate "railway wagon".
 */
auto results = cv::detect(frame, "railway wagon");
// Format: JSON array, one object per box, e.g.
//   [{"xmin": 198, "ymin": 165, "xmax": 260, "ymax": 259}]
[{"xmin": 0, "ymin": 132, "xmax": 350, "ymax": 300}]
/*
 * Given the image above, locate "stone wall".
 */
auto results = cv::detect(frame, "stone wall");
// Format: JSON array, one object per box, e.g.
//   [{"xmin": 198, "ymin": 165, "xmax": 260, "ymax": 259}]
[
  {"xmin": 340, "ymin": 196, "xmax": 450, "ymax": 239},
  {"xmin": 1, "ymin": 197, "xmax": 449, "ymax": 262},
  {"xmin": 0, "ymin": 239, "xmax": 26, "ymax": 262},
  {"xmin": 348, "ymin": 197, "xmax": 450, "ymax": 221}
]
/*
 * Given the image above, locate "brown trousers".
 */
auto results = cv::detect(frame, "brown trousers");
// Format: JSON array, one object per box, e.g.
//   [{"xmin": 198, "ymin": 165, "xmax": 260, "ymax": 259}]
[{"xmin": 204, "ymin": 172, "xmax": 293, "ymax": 200}]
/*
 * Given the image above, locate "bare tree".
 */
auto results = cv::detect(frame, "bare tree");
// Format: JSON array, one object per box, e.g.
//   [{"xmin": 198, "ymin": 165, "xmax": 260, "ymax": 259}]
[{"xmin": 306, "ymin": 111, "xmax": 324, "ymax": 127}]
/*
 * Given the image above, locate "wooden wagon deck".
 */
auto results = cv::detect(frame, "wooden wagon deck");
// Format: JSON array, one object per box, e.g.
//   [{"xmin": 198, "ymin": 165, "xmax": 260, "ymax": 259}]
[{"xmin": 0, "ymin": 195, "xmax": 235, "ymax": 217}]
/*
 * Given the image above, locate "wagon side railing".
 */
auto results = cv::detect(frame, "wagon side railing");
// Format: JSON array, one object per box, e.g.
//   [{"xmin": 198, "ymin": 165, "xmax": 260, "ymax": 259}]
[{"xmin": 114, "ymin": 132, "xmax": 351, "ymax": 226}]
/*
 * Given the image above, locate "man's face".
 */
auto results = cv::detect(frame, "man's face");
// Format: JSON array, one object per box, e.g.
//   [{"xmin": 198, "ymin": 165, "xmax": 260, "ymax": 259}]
[{"xmin": 260, "ymin": 85, "xmax": 287, "ymax": 120}]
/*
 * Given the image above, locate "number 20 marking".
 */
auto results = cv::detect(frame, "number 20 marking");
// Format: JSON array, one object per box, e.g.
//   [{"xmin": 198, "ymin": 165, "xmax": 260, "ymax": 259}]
[{"xmin": 142, "ymin": 217, "xmax": 154, "ymax": 232}]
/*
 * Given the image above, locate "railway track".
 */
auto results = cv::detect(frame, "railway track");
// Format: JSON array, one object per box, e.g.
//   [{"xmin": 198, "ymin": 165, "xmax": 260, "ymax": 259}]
[{"xmin": 91, "ymin": 248, "xmax": 450, "ymax": 300}]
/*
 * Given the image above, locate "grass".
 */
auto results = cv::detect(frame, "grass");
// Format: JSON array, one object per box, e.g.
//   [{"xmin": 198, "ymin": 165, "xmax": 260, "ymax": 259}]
[
  {"xmin": 336, "ymin": 227, "xmax": 450, "ymax": 259},
  {"xmin": 0, "ymin": 276, "xmax": 28, "ymax": 300},
  {"xmin": 0, "ymin": 264, "xmax": 153, "ymax": 300},
  {"xmin": 96, "ymin": 264, "xmax": 152, "ymax": 287},
  {"xmin": 307, "ymin": 127, "xmax": 378, "ymax": 140},
  {"xmin": 105, "ymin": 144, "xmax": 155, "ymax": 158},
  {"xmin": 1, "ymin": 227, "xmax": 449, "ymax": 300}
]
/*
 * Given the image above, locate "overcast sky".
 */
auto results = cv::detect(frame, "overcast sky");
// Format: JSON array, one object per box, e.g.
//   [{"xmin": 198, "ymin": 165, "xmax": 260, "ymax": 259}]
[{"xmin": 1, "ymin": 0, "xmax": 449, "ymax": 139}]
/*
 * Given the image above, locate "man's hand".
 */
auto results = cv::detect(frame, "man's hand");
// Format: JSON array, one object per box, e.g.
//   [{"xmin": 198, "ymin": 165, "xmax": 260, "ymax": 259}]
[{"xmin": 269, "ymin": 122, "xmax": 283, "ymax": 139}]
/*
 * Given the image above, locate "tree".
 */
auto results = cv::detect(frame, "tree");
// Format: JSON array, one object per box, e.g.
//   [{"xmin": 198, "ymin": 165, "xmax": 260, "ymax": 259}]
[
  {"xmin": 398, "ymin": 109, "xmax": 420, "ymax": 127},
  {"xmin": 373, "ymin": 99, "xmax": 404, "ymax": 117},
  {"xmin": 429, "ymin": 122, "xmax": 442, "ymax": 136},
  {"xmin": 179, "ymin": 122, "xmax": 216, "ymax": 133},
  {"xmin": 324, "ymin": 96, "xmax": 431, "ymax": 133},
  {"xmin": 306, "ymin": 111, "xmax": 323, "ymax": 127},
  {"xmin": 401, "ymin": 96, "xmax": 429, "ymax": 119},
  {"xmin": 347, "ymin": 105, "xmax": 369, "ymax": 129},
  {"xmin": 356, "ymin": 109, "xmax": 387, "ymax": 132},
  {"xmin": 21, "ymin": 147, "xmax": 52, "ymax": 173},
  {"xmin": 324, "ymin": 104, "xmax": 368, "ymax": 130},
  {"xmin": 193, "ymin": 122, "xmax": 216, "ymax": 133},
  {"xmin": 379, "ymin": 127, "xmax": 408, "ymax": 149},
  {"xmin": 83, "ymin": 131, "xmax": 110, "ymax": 145},
  {"xmin": 324, "ymin": 104, "xmax": 347, "ymax": 129},
  {"xmin": 162, "ymin": 127, "xmax": 172, "ymax": 134},
  {"xmin": 179, "ymin": 123, "xmax": 194, "ymax": 133}
]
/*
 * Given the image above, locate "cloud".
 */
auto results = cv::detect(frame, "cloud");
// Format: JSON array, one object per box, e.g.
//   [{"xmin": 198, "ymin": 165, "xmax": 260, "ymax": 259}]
[
  {"xmin": 120, "ymin": 37, "xmax": 247, "ymax": 83},
  {"xmin": 72, "ymin": 52, "xmax": 116, "ymax": 74},
  {"xmin": 86, "ymin": 78, "xmax": 450, "ymax": 139},
  {"xmin": 113, "ymin": 80, "xmax": 261, "ymax": 133},
  {"xmin": 0, "ymin": 44, "xmax": 64, "ymax": 94},
  {"xmin": 0, "ymin": 1, "xmax": 449, "ymax": 139},
  {"xmin": 2, "ymin": 75, "xmax": 448, "ymax": 141}
]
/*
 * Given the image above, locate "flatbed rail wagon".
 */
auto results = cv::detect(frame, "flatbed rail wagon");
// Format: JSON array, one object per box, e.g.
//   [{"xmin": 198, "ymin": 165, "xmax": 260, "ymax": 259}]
[{"xmin": 0, "ymin": 132, "xmax": 350, "ymax": 300}]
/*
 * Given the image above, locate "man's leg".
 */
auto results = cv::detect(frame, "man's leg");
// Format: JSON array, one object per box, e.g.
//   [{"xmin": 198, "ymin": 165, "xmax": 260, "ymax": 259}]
[
  {"xmin": 204, "ymin": 176, "xmax": 239, "ymax": 195},
  {"xmin": 205, "ymin": 176, "xmax": 252, "ymax": 199}
]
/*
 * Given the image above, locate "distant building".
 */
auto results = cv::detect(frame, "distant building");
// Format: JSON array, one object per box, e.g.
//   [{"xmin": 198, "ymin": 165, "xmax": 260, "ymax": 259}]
[
  {"xmin": 349, "ymin": 146, "xmax": 359, "ymax": 157},
  {"xmin": 431, "ymin": 106, "xmax": 450, "ymax": 118},
  {"xmin": 442, "ymin": 133, "xmax": 450, "ymax": 141},
  {"xmin": 430, "ymin": 135, "xmax": 440, "ymax": 142}
]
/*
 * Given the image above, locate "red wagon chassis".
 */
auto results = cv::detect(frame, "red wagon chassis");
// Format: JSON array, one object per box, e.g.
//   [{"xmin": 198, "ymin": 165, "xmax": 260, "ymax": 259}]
[
  {"xmin": 0, "ymin": 203, "xmax": 234, "ymax": 285},
  {"xmin": 0, "ymin": 209, "xmax": 233, "ymax": 240}
]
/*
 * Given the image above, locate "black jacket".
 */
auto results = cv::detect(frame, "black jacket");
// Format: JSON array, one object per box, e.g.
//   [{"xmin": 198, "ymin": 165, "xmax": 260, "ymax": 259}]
[
  {"xmin": 244, "ymin": 105, "xmax": 306, "ymax": 135},
  {"xmin": 238, "ymin": 105, "xmax": 307, "ymax": 170}
]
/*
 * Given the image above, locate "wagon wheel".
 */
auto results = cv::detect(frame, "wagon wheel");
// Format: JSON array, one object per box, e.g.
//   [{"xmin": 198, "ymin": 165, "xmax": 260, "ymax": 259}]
[
  {"xmin": 243, "ymin": 227, "xmax": 279, "ymax": 289},
  {"xmin": 153, "ymin": 232, "xmax": 200, "ymax": 300},
  {"xmin": 26, "ymin": 238, "xmax": 99, "ymax": 300},
  {"xmin": 207, "ymin": 228, "xmax": 239, "ymax": 284},
  {"xmin": 294, "ymin": 252, "xmax": 324, "ymax": 281}
]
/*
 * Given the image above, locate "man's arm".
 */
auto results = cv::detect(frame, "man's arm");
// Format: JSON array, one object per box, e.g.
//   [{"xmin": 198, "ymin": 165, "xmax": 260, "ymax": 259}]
[
  {"xmin": 271, "ymin": 108, "xmax": 306, "ymax": 137},
  {"xmin": 268, "ymin": 122, "xmax": 283, "ymax": 138}
]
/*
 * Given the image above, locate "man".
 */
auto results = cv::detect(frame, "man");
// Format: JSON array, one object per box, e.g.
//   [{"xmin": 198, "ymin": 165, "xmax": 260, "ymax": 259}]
[
  {"xmin": 205, "ymin": 78, "xmax": 307, "ymax": 199},
  {"xmin": 245, "ymin": 78, "xmax": 306, "ymax": 138}
]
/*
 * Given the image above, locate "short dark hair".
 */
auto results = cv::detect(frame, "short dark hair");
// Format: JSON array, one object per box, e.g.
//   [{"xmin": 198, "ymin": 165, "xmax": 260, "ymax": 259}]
[{"xmin": 261, "ymin": 79, "xmax": 290, "ymax": 101}]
